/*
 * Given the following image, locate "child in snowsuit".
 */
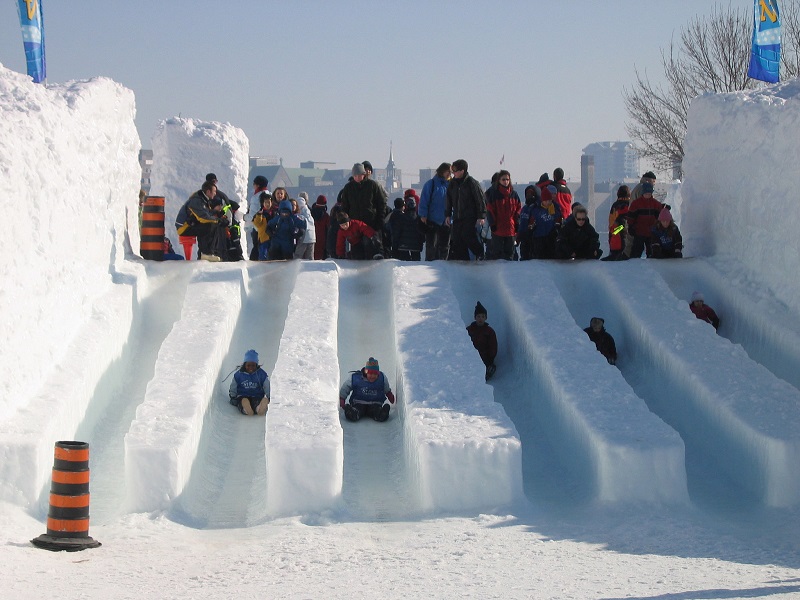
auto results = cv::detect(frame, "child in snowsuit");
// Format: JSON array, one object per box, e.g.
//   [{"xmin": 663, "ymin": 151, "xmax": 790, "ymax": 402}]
[
  {"xmin": 467, "ymin": 301, "xmax": 498, "ymax": 380},
  {"xmin": 584, "ymin": 317, "xmax": 617, "ymax": 365},
  {"xmin": 529, "ymin": 186, "xmax": 562, "ymax": 259},
  {"xmin": 650, "ymin": 208, "xmax": 683, "ymax": 258},
  {"xmin": 335, "ymin": 212, "xmax": 381, "ymax": 260},
  {"xmin": 267, "ymin": 200, "xmax": 306, "ymax": 260},
  {"xmin": 339, "ymin": 357, "xmax": 396, "ymax": 422},
  {"xmin": 603, "ymin": 185, "xmax": 630, "ymax": 261},
  {"xmin": 229, "ymin": 349, "xmax": 270, "ymax": 415},
  {"xmin": 689, "ymin": 291, "xmax": 720, "ymax": 330},
  {"xmin": 252, "ymin": 192, "xmax": 274, "ymax": 260}
]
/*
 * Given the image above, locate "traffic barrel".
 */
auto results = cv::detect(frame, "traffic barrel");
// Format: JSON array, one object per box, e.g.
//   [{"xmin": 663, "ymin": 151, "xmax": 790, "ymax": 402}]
[
  {"xmin": 31, "ymin": 441, "xmax": 101, "ymax": 552},
  {"xmin": 140, "ymin": 195, "xmax": 165, "ymax": 261}
]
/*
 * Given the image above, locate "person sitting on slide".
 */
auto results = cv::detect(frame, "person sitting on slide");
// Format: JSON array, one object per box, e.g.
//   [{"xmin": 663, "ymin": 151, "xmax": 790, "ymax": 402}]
[{"xmin": 339, "ymin": 357, "xmax": 395, "ymax": 422}]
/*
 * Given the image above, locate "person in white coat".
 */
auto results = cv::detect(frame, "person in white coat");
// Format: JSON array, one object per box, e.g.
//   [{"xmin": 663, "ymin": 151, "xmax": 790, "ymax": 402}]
[{"xmin": 294, "ymin": 193, "xmax": 316, "ymax": 259}]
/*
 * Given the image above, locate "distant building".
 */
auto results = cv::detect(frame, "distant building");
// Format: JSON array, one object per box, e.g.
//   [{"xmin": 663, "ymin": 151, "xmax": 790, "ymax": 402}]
[
  {"xmin": 581, "ymin": 141, "xmax": 639, "ymax": 183},
  {"xmin": 247, "ymin": 144, "xmax": 404, "ymax": 201}
]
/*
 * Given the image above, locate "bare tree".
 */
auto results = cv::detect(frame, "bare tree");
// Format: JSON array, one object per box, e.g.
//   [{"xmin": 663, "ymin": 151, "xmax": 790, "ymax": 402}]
[{"xmin": 624, "ymin": 2, "xmax": 800, "ymax": 178}]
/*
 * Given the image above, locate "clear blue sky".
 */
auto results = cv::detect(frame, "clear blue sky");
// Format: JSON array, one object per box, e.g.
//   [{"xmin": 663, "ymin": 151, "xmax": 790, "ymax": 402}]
[{"xmin": 1, "ymin": 0, "xmax": 733, "ymax": 183}]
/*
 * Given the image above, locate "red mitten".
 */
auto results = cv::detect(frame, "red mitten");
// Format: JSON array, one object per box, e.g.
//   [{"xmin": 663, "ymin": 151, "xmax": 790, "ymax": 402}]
[
  {"xmin": 387, "ymin": 391, "xmax": 396, "ymax": 405},
  {"xmin": 339, "ymin": 397, "xmax": 346, "ymax": 409}
]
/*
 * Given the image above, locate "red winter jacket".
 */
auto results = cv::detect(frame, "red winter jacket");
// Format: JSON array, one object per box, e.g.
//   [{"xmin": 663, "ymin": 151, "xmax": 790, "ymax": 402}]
[
  {"xmin": 486, "ymin": 185, "xmax": 522, "ymax": 237},
  {"xmin": 553, "ymin": 180, "xmax": 573, "ymax": 220},
  {"xmin": 336, "ymin": 219, "xmax": 376, "ymax": 258},
  {"xmin": 627, "ymin": 196, "xmax": 665, "ymax": 238}
]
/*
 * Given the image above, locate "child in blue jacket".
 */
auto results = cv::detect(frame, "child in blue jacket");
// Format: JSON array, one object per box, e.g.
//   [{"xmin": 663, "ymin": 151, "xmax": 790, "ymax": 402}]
[
  {"xmin": 229, "ymin": 349, "xmax": 270, "ymax": 415},
  {"xmin": 267, "ymin": 200, "xmax": 306, "ymax": 260}
]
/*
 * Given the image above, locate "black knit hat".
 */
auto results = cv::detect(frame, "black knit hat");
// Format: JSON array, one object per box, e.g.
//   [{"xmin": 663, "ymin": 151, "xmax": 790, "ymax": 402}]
[
  {"xmin": 474, "ymin": 301, "xmax": 487, "ymax": 317},
  {"xmin": 362, "ymin": 160, "xmax": 373, "ymax": 173}
]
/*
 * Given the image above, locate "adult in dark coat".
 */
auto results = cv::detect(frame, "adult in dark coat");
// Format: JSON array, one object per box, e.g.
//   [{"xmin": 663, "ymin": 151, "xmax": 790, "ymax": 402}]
[
  {"xmin": 445, "ymin": 159, "xmax": 486, "ymax": 260},
  {"xmin": 174, "ymin": 181, "xmax": 230, "ymax": 261},
  {"xmin": 311, "ymin": 196, "xmax": 330, "ymax": 260},
  {"xmin": 392, "ymin": 197, "xmax": 425, "ymax": 261},
  {"xmin": 584, "ymin": 317, "xmax": 617, "ymax": 365},
  {"xmin": 339, "ymin": 163, "xmax": 388, "ymax": 253},
  {"xmin": 555, "ymin": 206, "xmax": 601, "ymax": 259}
]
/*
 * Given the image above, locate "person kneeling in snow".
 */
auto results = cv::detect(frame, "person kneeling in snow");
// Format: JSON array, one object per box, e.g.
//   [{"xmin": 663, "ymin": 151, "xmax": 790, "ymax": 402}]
[
  {"xmin": 229, "ymin": 349, "xmax": 270, "ymax": 415},
  {"xmin": 339, "ymin": 357, "xmax": 395, "ymax": 422},
  {"xmin": 584, "ymin": 317, "xmax": 617, "ymax": 365},
  {"xmin": 467, "ymin": 301, "xmax": 498, "ymax": 380}
]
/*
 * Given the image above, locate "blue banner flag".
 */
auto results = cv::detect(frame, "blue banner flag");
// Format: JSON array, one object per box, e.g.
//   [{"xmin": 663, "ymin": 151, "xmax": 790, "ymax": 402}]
[
  {"xmin": 16, "ymin": 0, "xmax": 46, "ymax": 84},
  {"xmin": 748, "ymin": 0, "xmax": 781, "ymax": 83}
]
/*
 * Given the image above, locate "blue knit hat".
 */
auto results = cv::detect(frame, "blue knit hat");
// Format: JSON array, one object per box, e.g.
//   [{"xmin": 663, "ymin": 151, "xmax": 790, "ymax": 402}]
[
  {"xmin": 365, "ymin": 357, "xmax": 380, "ymax": 372},
  {"xmin": 244, "ymin": 349, "xmax": 259, "ymax": 364}
]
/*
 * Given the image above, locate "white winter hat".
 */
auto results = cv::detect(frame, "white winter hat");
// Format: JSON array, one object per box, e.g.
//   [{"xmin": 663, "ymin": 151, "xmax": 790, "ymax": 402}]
[{"xmin": 691, "ymin": 291, "xmax": 704, "ymax": 303}]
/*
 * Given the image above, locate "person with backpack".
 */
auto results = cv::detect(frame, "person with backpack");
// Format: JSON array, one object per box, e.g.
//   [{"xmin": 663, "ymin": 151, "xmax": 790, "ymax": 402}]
[
  {"xmin": 419, "ymin": 163, "xmax": 452, "ymax": 260},
  {"xmin": 339, "ymin": 357, "xmax": 395, "ymax": 422},
  {"xmin": 228, "ymin": 349, "xmax": 270, "ymax": 416}
]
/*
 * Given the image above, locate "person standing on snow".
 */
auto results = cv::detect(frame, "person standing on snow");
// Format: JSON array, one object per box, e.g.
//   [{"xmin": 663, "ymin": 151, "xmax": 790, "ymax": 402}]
[
  {"xmin": 293, "ymin": 194, "xmax": 316, "ymax": 259},
  {"xmin": 419, "ymin": 162, "xmax": 452, "ymax": 261},
  {"xmin": 485, "ymin": 170, "xmax": 522, "ymax": 261},
  {"xmin": 584, "ymin": 317, "xmax": 617, "ymax": 365},
  {"xmin": 229, "ymin": 349, "xmax": 270, "ymax": 416},
  {"xmin": 311, "ymin": 195, "xmax": 330, "ymax": 260},
  {"xmin": 339, "ymin": 357, "xmax": 396, "ymax": 422},
  {"xmin": 339, "ymin": 163, "xmax": 389, "ymax": 256},
  {"xmin": 551, "ymin": 167, "xmax": 573, "ymax": 220},
  {"xmin": 445, "ymin": 159, "xmax": 487, "ymax": 261},
  {"xmin": 467, "ymin": 301, "xmax": 498, "ymax": 380}
]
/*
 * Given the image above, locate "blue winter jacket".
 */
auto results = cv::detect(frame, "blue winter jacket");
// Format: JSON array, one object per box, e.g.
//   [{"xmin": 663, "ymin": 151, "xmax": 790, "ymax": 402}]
[
  {"xmin": 267, "ymin": 203, "xmax": 306, "ymax": 255},
  {"xmin": 530, "ymin": 205, "xmax": 560, "ymax": 238},
  {"xmin": 419, "ymin": 176, "xmax": 449, "ymax": 225},
  {"xmin": 339, "ymin": 371, "xmax": 391, "ymax": 405},
  {"xmin": 229, "ymin": 367, "xmax": 270, "ymax": 400}
]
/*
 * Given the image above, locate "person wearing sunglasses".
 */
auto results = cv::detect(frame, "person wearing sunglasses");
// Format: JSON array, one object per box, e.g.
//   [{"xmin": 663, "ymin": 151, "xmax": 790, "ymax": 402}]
[{"xmin": 555, "ymin": 205, "xmax": 602, "ymax": 259}]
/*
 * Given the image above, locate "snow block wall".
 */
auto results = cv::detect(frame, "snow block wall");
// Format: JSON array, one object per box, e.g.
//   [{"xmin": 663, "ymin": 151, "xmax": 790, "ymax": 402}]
[
  {"xmin": 266, "ymin": 262, "xmax": 343, "ymax": 516},
  {"xmin": 682, "ymin": 80, "xmax": 800, "ymax": 308},
  {"xmin": 149, "ymin": 117, "xmax": 250, "ymax": 248},
  {"xmin": 393, "ymin": 264, "xmax": 523, "ymax": 512},
  {"xmin": 0, "ymin": 64, "xmax": 141, "ymax": 419},
  {"xmin": 0, "ymin": 285, "xmax": 134, "ymax": 507}
]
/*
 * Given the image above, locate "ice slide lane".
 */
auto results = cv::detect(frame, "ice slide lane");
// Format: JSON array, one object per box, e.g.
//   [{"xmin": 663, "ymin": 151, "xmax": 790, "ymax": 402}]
[
  {"xmin": 335, "ymin": 262, "xmax": 414, "ymax": 520},
  {"xmin": 480, "ymin": 262, "xmax": 687, "ymax": 505},
  {"xmin": 125, "ymin": 264, "xmax": 251, "ymax": 513},
  {"xmin": 393, "ymin": 263, "xmax": 523, "ymax": 512},
  {"xmin": 648, "ymin": 259, "xmax": 800, "ymax": 392},
  {"xmin": 0, "ymin": 264, "xmax": 191, "ymax": 512},
  {"xmin": 555, "ymin": 260, "xmax": 800, "ymax": 508},
  {"xmin": 170, "ymin": 262, "xmax": 299, "ymax": 528}
]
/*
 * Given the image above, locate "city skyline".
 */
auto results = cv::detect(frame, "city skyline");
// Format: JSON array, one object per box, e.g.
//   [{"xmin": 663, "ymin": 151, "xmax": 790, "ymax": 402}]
[{"xmin": 1, "ymin": 1, "xmax": 730, "ymax": 182}]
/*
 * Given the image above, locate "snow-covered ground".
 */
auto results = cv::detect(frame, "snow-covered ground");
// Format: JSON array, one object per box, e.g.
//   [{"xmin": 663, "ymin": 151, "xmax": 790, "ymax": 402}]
[{"xmin": 3, "ymin": 63, "xmax": 800, "ymax": 598}]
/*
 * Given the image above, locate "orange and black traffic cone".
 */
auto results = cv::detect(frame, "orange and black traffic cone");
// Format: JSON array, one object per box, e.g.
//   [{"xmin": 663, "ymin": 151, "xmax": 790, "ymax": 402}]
[{"xmin": 31, "ymin": 441, "xmax": 101, "ymax": 552}]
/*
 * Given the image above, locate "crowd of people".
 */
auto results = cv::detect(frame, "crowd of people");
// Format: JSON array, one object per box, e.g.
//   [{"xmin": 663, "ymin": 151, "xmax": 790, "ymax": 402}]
[{"xmin": 171, "ymin": 162, "xmax": 683, "ymax": 264}]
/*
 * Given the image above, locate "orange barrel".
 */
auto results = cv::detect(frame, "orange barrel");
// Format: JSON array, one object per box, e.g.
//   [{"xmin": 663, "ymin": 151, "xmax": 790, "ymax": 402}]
[
  {"xmin": 31, "ymin": 441, "xmax": 101, "ymax": 551},
  {"xmin": 140, "ymin": 195, "xmax": 165, "ymax": 261}
]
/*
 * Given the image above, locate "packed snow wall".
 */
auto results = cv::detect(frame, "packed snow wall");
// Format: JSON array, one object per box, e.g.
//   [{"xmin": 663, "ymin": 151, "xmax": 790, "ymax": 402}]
[
  {"xmin": 149, "ymin": 117, "xmax": 249, "ymax": 249},
  {"xmin": 682, "ymin": 79, "xmax": 800, "ymax": 309},
  {"xmin": 0, "ymin": 64, "xmax": 141, "ymax": 419}
]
